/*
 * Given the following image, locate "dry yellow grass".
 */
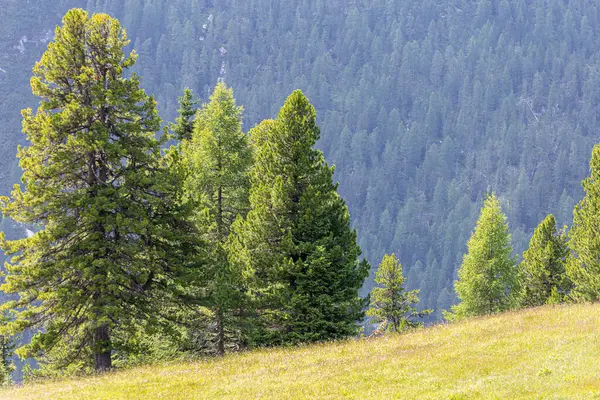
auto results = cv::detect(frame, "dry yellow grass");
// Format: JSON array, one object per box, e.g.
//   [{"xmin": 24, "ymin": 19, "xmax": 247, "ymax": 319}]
[{"xmin": 2, "ymin": 303, "xmax": 600, "ymax": 399}]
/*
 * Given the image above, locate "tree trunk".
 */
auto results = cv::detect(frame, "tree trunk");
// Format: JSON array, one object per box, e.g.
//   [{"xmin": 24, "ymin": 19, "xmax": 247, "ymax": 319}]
[
  {"xmin": 216, "ymin": 307, "xmax": 225, "ymax": 356},
  {"xmin": 94, "ymin": 325, "xmax": 112, "ymax": 372},
  {"xmin": 217, "ymin": 186, "xmax": 223, "ymax": 237}
]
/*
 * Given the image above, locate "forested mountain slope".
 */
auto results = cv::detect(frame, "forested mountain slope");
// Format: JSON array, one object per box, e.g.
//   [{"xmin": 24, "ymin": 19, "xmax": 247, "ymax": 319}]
[{"xmin": 1, "ymin": 0, "xmax": 598, "ymax": 319}]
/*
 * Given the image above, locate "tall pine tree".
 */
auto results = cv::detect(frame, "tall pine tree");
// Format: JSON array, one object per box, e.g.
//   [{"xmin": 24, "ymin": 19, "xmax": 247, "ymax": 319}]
[
  {"xmin": 447, "ymin": 194, "xmax": 519, "ymax": 320},
  {"xmin": 231, "ymin": 90, "xmax": 369, "ymax": 345},
  {"xmin": 182, "ymin": 82, "xmax": 251, "ymax": 355},
  {"xmin": 0, "ymin": 9, "xmax": 194, "ymax": 371},
  {"xmin": 566, "ymin": 145, "xmax": 600, "ymax": 302},
  {"xmin": 520, "ymin": 214, "xmax": 569, "ymax": 307}
]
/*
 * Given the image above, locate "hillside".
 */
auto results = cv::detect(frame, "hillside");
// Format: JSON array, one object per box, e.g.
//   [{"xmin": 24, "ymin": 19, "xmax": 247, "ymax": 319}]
[
  {"xmin": 2, "ymin": 0, "xmax": 600, "ymax": 319},
  {"xmin": 2, "ymin": 304, "xmax": 599, "ymax": 399}
]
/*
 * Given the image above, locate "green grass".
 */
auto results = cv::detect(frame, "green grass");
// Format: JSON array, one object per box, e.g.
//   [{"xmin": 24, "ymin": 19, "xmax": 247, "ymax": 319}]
[{"xmin": 2, "ymin": 304, "xmax": 600, "ymax": 399}]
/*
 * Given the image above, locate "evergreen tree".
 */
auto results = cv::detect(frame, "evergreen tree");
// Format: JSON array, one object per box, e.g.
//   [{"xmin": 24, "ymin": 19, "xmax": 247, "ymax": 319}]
[
  {"xmin": 0, "ymin": 9, "xmax": 194, "ymax": 371},
  {"xmin": 231, "ymin": 90, "xmax": 369, "ymax": 345},
  {"xmin": 171, "ymin": 88, "xmax": 198, "ymax": 141},
  {"xmin": 566, "ymin": 145, "xmax": 600, "ymax": 302},
  {"xmin": 182, "ymin": 82, "xmax": 251, "ymax": 356},
  {"xmin": 447, "ymin": 194, "xmax": 519, "ymax": 320},
  {"xmin": 366, "ymin": 254, "xmax": 431, "ymax": 333},
  {"xmin": 520, "ymin": 214, "xmax": 570, "ymax": 307},
  {"xmin": 0, "ymin": 314, "xmax": 13, "ymax": 386}
]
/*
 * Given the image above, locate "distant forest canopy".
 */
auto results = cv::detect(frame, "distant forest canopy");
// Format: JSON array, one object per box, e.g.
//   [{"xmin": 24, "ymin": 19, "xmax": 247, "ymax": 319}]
[{"xmin": 1, "ymin": 0, "xmax": 599, "ymax": 320}]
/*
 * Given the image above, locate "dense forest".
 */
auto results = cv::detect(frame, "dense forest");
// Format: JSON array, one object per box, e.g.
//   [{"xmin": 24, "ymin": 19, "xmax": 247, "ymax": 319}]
[{"xmin": 1, "ymin": 0, "xmax": 599, "ymax": 324}]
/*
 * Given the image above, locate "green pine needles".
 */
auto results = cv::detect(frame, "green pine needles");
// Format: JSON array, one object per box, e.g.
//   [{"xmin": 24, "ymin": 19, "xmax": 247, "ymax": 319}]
[
  {"xmin": 171, "ymin": 88, "xmax": 198, "ymax": 142},
  {"xmin": 181, "ymin": 82, "xmax": 252, "ymax": 356},
  {"xmin": 230, "ymin": 90, "xmax": 369, "ymax": 345},
  {"xmin": 447, "ymin": 194, "xmax": 519, "ymax": 320},
  {"xmin": 367, "ymin": 254, "xmax": 431, "ymax": 333},
  {"xmin": 0, "ymin": 9, "xmax": 195, "ymax": 372},
  {"xmin": 567, "ymin": 145, "xmax": 600, "ymax": 302},
  {"xmin": 520, "ymin": 214, "xmax": 570, "ymax": 307}
]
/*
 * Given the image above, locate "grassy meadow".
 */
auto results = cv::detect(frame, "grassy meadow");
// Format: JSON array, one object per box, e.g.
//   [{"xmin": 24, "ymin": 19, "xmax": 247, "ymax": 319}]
[{"xmin": 2, "ymin": 303, "xmax": 600, "ymax": 399}]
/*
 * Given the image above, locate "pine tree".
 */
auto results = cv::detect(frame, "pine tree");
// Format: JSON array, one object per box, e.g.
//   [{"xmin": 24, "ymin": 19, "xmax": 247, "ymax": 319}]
[
  {"xmin": 520, "ymin": 214, "xmax": 570, "ymax": 307},
  {"xmin": 171, "ymin": 88, "xmax": 198, "ymax": 141},
  {"xmin": 0, "ymin": 9, "xmax": 195, "ymax": 371},
  {"xmin": 447, "ymin": 194, "xmax": 519, "ymax": 320},
  {"xmin": 566, "ymin": 145, "xmax": 600, "ymax": 302},
  {"xmin": 182, "ymin": 82, "xmax": 251, "ymax": 356},
  {"xmin": 0, "ymin": 314, "xmax": 13, "ymax": 386},
  {"xmin": 366, "ymin": 254, "xmax": 431, "ymax": 333},
  {"xmin": 231, "ymin": 90, "xmax": 369, "ymax": 345}
]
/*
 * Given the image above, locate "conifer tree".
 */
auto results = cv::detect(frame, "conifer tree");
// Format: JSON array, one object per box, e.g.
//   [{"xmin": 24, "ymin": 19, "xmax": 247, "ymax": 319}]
[
  {"xmin": 566, "ymin": 145, "xmax": 600, "ymax": 302},
  {"xmin": 182, "ymin": 82, "xmax": 251, "ymax": 355},
  {"xmin": 367, "ymin": 254, "xmax": 431, "ymax": 333},
  {"xmin": 0, "ymin": 314, "xmax": 13, "ymax": 386},
  {"xmin": 447, "ymin": 194, "xmax": 519, "ymax": 320},
  {"xmin": 231, "ymin": 90, "xmax": 369, "ymax": 345},
  {"xmin": 171, "ymin": 88, "xmax": 198, "ymax": 141},
  {"xmin": 520, "ymin": 214, "xmax": 570, "ymax": 307},
  {"xmin": 0, "ymin": 9, "xmax": 194, "ymax": 371}
]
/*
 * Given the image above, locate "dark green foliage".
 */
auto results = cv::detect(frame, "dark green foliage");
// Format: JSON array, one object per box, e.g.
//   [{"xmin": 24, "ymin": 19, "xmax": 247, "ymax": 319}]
[
  {"xmin": 0, "ymin": 9, "xmax": 195, "ymax": 372},
  {"xmin": 367, "ymin": 254, "xmax": 431, "ymax": 333},
  {"xmin": 520, "ymin": 214, "xmax": 569, "ymax": 307},
  {"xmin": 567, "ymin": 145, "xmax": 600, "ymax": 302},
  {"xmin": 171, "ymin": 88, "xmax": 198, "ymax": 142},
  {"xmin": 448, "ymin": 194, "xmax": 519, "ymax": 320},
  {"xmin": 231, "ymin": 90, "xmax": 369, "ymax": 345}
]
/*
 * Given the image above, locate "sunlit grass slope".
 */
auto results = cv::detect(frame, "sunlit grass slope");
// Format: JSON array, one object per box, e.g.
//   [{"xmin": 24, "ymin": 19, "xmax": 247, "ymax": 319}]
[{"xmin": 3, "ymin": 304, "xmax": 600, "ymax": 399}]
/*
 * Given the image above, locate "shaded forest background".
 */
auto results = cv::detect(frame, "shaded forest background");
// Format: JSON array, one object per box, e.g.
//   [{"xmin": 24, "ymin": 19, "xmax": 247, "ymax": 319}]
[{"xmin": 0, "ymin": 0, "xmax": 597, "ymax": 320}]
